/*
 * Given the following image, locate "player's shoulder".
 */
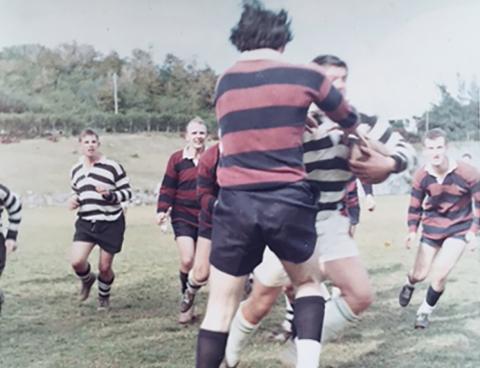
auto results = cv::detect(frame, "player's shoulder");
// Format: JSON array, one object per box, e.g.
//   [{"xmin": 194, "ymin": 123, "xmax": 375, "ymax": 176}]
[
  {"xmin": 455, "ymin": 160, "xmax": 480, "ymax": 182},
  {"xmin": 413, "ymin": 166, "xmax": 428, "ymax": 181},
  {"xmin": 70, "ymin": 159, "xmax": 83, "ymax": 176},
  {"xmin": 0, "ymin": 183, "xmax": 10, "ymax": 197}
]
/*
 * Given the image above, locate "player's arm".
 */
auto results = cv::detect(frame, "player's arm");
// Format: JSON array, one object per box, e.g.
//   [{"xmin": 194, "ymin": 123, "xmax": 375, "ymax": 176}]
[
  {"xmin": 311, "ymin": 69, "xmax": 358, "ymax": 132},
  {"xmin": 375, "ymin": 120, "xmax": 415, "ymax": 174},
  {"xmin": 344, "ymin": 180, "xmax": 360, "ymax": 237},
  {"xmin": 0, "ymin": 184, "xmax": 22, "ymax": 253},
  {"xmin": 103, "ymin": 164, "xmax": 132, "ymax": 204},
  {"xmin": 405, "ymin": 170, "xmax": 426, "ymax": 248},
  {"xmin": 197, "ymin": 148, "xmax": 219, "ymax": 219},
  {"xmin": 156, "ymin": 154, "xmax": 178, "ymax": 224},
  {"xmin": 466, "ymin": 171, "xmax": 480, "ymax": 250}
]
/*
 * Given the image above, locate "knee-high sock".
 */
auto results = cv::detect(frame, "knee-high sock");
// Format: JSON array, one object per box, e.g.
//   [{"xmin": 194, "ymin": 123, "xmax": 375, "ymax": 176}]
[
  {"xmin": 196, "ymin": 329, "xmax": 228, "ymax": 368},
  {"xmin": 293, "ymin": 296, "xmax": 325, "ymax": 368},
  {"xmin": 98, "ymin": 275, "xmax": 114, "ymax": 299},
  {"xmin": 179, "ymin": 271, "xmax": 188, "ymax": 294},
  {"xmin": 224, "ymin": 303, "xmax": 260, "ymax": 367},
  {"xmin": 417, "ymin": 285, "xmax": 444, "ymax": 315},
  {"xmin": 322, "ymin": 295, "xmax": 360, "ymax": 343}
]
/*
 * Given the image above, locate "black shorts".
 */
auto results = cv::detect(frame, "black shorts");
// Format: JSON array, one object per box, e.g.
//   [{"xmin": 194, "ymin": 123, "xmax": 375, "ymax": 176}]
[
  {"xmin": 210, "ymin": 181, "xmax": 318, "ymax": 276},
  {"xmin": 172, "ymin": 221, "xmax": 198, "ymax": 241},
  {"xmin": 421, "ymin": 234, "xmax": 466, "ymax": 248},
  {"xmin": 0, "ymin": 234, "xmax": 5, "ymax": 275},
  {"xmin": 73, "ymin": 215, "xmax": 126, "ymax": 254}
]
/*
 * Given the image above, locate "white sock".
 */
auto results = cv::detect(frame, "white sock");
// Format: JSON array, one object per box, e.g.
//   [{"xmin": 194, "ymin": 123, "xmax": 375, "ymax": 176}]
[
  {"xmin": 405, "ymin": 276, "xmax": 415, "ymax": 288},
  {"xmin": 417, "ymin": 299, "xmax": 435, "ymax": 315},
  {"xmin": 282, "ymin": 294, "xmax": 294, "ymax": 333},
  {"xmin": 295, "ymin": 338, "xmax": 321, "ymax": 368},
  {"xmin": 224, "ymin": 303, "xmax": 259, "ymax": 367},
  {"xmin": 322, "ymin": 295, "xmax": 360, "ymax": 343}
]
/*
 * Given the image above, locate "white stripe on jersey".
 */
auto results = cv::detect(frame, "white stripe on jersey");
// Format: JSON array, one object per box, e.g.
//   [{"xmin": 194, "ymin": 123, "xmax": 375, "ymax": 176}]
[
  {"xmin": 303, "ymin": 113, "xmax": 415, "ymax": 206},
  {"xmin": 0, "ymin": 184, "xmax": 22, "ymax": 239},
  {"xmin": 70, "ymin": 157, "xmax": 132, "ymax": 222}
]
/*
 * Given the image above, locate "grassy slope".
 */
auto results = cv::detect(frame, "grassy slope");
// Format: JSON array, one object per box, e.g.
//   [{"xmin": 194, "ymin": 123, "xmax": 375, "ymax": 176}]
[
  {"xmin": 1, "ymin": 197, "xmax": 479, "ymax": 368},
  {"xmin": 0, "ymin": 133, "xmax": 190, "ymax": 194}
]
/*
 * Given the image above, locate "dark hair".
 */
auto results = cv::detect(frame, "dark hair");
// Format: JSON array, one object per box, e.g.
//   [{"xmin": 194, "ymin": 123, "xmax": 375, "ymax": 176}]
[
  {"xmin": 230, "ymin": 1, "xmax": 293, "ymax": 52},
  {"xmin": 312, "ymin": 54, "xmax": 348, "ymax": 71},
  {"xmin": 359, "ymin": 113, "xmax": 378, "ymax": 127},
  {"xmin": 78, "ymin": 128, "xmax": 99, "ymax": 142},
  {"xmin": 423, "ymin": 128, "xmax": 447, "ymax": 144}
]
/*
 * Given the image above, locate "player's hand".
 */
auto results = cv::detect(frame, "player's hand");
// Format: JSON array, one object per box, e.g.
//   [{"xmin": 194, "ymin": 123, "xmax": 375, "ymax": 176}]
[
  {"xmin": 155, "ymin": 207, "xmax": 172, "ymax": 225},
  {"xmin": 305, "ymin": 112, "xmax": 320, "ymax": 133},
  {"xmin": 95, "ymin": 185, "xmax": 110, "ymax": 196},
  {"xmin": 465, "ymin": 231, "xmax": 477, "ymax": 252},
  {"xmin": 405, "ymin": 232, "xmax": 416, "ymax": 249},
  {"xmin": 5, "ymin": 239, "xmax": 17, "ymax": 254},
  {"xmin": 349, "ymin": 145, "xmax": 396, "ymax": 184},
  {"xmin": 67, "ymin": 194, "xmax": 80, "ymax": 210},
  {"xmin": 365, "ymin": 194, "xmax": 376, "ymax": 212}
]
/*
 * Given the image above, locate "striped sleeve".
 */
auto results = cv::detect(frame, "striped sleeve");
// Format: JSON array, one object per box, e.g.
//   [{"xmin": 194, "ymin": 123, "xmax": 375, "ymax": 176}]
[
  {"xmin": 197, "ymin": 145, "xmax": 220, "ymax": 217},
  {"xmin": 467, "ymin": 170, "xmax": 480, "ymax": 234},
  {"xmin": 344, "ymin": 179, "xmax": 360, "ymax": 225},
  {"xmin": 157, "ymin": 153, "xmax": 178, "ymax": 213},
  {"xmin": 407, "ymin": 169, "xmax": 427, "ymax": 232},
  {"xmin": 112, "ymin": 163, "xmax": 132, "ymax": 204},
  {"xmin": 70, "ymin": 163, "xmax": 82, "ymax": 194},
  {"xmin": 0, "ymin": 184, "xmax": 22, "ymax": 240},
  {"xmin": 366, "ymin": 118, "xmax": 415, "ymax": 173},
  {"xmin": 312, "ymin": 70, "xmax": 358, "ymax": 130}
]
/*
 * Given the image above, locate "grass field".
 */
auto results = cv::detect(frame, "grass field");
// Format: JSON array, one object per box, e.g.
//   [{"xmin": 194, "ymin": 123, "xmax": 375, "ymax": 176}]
[{"xmin": 1, "ymin": 197, "xmax": 479, "ymax": 368}]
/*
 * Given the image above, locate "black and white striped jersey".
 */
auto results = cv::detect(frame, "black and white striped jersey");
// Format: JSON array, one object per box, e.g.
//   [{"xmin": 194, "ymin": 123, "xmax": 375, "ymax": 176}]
[
  {"xmin": 70, "ymin": 156, "xmax": 132, "ymax": 222},
  {"xmin": 303, "ymin": 114, "xmax": 415, "ymax": 207},
  {"xmin": 0, "ymin": 184, "xmax": 22, "ymax": 240}
]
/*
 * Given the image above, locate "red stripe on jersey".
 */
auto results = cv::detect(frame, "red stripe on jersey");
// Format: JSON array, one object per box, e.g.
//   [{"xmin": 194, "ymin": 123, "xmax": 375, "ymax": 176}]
[
  {"xmin": 217, "ymin": 165, "xmax": 305, "ymax": 188},
  {"xmin": 216, "ymin": 84, "xmax": 312, "ymax": 120},
  {"xmin": 221, "ymin": 126, "xmax": 304, "ymax": 156}
]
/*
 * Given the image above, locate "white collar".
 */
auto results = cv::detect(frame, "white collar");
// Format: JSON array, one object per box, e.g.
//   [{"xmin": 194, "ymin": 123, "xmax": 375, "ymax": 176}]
[
  {"xmin": 239, "ymin": 48, "xmax": 284, "ymax": 62},
  {"xmin": 79, "ymin": 155, "xmax": 106, "ymax": 166}
]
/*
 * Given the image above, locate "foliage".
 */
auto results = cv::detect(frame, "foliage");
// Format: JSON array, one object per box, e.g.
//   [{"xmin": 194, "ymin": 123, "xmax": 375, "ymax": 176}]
[
  {"xmin": 0, "ymin": 43, "xmax": 218, "ymax": 137},
  {"xmin": 416, "ymin": 79, "xmax": 480, "ymax": 140}
]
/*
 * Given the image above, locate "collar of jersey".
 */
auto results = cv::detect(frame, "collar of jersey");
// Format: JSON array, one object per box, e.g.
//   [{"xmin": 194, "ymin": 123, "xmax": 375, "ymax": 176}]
[
  {"xmin": 425, "ymin": 157, "xmax": 457, "ymax": 178},
  {"xmin": 239, "ymin": 48, "xmax": 285, "ymax": 62}
]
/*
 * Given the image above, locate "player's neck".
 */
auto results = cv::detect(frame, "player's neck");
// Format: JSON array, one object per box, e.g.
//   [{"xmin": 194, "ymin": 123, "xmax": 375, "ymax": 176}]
[
  {"xmin": 431, "ymin": 157, "xmax": 449, "ymax": 176},
  {"xmin": 84, "ymin": 154, "xmax": 102, "ymax": 167}
]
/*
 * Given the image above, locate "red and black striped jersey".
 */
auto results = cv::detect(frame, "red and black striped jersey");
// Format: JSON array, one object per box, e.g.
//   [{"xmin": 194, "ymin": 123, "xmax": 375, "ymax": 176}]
[
  {"xmin": 214, "ymin": 49, "xmax": 358, "ymax": 190},
  {"xmin": 197, "ymin": 144, "xmax": 220, "ymax": 229},
  {"xmin": 408, "ymin": 160, "xmax": 480, "ymax": 239},
  {"xmin": 157, "ymin": 149, "xmax": 201, "ymax": 226}
]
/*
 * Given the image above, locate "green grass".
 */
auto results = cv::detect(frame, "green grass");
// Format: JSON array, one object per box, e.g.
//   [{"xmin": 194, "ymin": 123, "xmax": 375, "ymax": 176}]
[
  {"xmin": 0, "ymin": 133, "xmax": 190, "ymax": 193},
  {"xmin": 1, "ymin": 198, "xmax": 479, "ymax": 367}
]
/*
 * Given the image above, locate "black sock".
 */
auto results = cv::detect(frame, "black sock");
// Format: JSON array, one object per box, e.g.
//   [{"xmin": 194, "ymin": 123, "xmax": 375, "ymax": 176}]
[
  {"xmin": 293, "ymin": 296, "xmax": 325, "ymax": 342},
  {"xmin": 75, "ymin": 263, "xmax": 91, "ymax": 278},
  {"xmin": 426, "ymin": 285, "xmax": 444, "ymax": 307},
  {"xmin": 180, "ymin": 271, "xmax": 188, "ymax": 294},
  {"xmin": 196, "ymin": 329, "xmax": 228, "ymax": 368}
]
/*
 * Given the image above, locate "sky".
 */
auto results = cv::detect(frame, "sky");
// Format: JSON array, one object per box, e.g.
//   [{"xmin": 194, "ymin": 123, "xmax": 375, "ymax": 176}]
[{"xmin": 1, "ymin": 0, "xmax": 479, "ymax": 118}]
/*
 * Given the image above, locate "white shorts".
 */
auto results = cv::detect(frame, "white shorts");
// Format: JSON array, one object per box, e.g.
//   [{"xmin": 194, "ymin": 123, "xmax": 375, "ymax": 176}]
[{"xmin": 253, "ymin": 211, "xmax": 359, "ymax": 288}]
